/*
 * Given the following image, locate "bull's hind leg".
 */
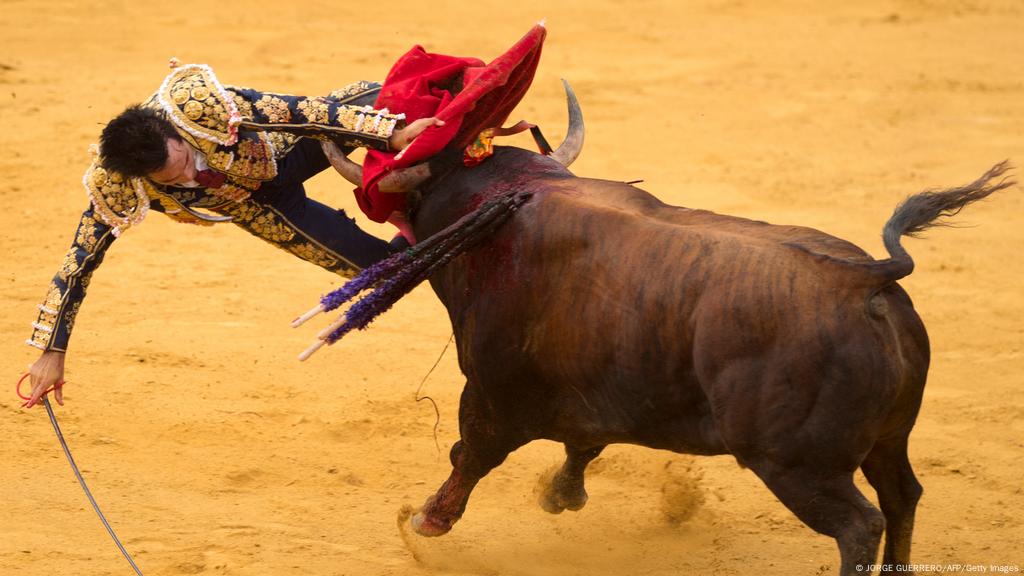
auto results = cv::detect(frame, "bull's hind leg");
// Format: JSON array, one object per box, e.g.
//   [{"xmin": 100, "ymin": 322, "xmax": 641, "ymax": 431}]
[
  {"xmin": 411, "ymin": 384, "xmax": 529, "ymax": 537},
  {"xmin": 539, "ymin": 444, "xmax": 606, "ymax": 514},
  {"xmin": 752, "ymin": 462, "xmax": 884, "ymax": 576},
  {"xmin": 860, "ymin": 435, "xmax": 922, "ymax": 573}
]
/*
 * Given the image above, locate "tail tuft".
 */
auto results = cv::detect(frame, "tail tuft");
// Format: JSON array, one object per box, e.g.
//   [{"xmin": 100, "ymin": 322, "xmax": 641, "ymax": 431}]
[
  {"xmin": 877, "ymin": 161, "xmax": 1015, "ymax": 282},
  {"xmin": 885, "ymin": 160, "xmax": 1014, "ymax": 242}
]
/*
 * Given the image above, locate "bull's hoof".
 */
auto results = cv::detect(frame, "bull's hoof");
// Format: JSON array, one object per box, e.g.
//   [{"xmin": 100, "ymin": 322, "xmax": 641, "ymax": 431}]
[
  {"xmin": 410, "ymin": 510, "xmax": 454, "ymax": 537},
  {"xmin": 539, "ymin": 481, "xmax": 589, "ymax": 514},
  {"xmin": 564, "ymin": 490, "xmax": 589, "ymax": 511}
]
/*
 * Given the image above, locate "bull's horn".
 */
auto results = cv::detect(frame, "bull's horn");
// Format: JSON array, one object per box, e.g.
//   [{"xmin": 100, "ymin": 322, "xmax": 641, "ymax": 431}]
[
  {"xmin": 549, "ymin": 79, "xmax": 584, "ymax": 167},
  {"xmin": 323, "ymin": 140, "xmax": 433, "ymax": 193},
  {"xmin": 378, "ymin": 163, "xmax": 432, "ymax": 193},
  {"xmin": 322, "ymin": 141, "xmax": 363, "ymax": 186}
]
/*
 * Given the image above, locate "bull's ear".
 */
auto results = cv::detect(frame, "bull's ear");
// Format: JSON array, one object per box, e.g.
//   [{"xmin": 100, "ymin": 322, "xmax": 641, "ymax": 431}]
[
  {"xmin": 427, "ymin": 146, "xmax": 464, "ymax": 174},
  {"xmin": 550, "ymin": 79, "xmax": 584, "ymax": 167}
]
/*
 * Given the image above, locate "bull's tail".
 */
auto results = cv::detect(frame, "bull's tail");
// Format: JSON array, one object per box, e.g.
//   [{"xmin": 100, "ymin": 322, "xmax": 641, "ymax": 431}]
[
  {"xmin": 870, "ymin": 161, "xmax": 1015, "ymax": 283},
  {"xmin": 787, "ymin": 162, "xmax": 1015, "ymax": 285}
]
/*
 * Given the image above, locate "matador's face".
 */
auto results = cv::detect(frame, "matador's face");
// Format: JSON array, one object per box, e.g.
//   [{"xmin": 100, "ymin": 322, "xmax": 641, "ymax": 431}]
[{"xmin": 147, "ymin": 138, "xmax": 197, "ymax": 187}]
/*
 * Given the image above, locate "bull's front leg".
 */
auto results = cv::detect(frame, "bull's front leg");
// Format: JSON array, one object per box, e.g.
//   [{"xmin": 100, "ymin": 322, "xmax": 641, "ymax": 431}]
[
  {"xmin": 410, "ymin": 440, "xmax": 483, "ymax": 536},
  {"xmin": 411, "ymin": 385, "xmax": 528, "ymax": 537}
]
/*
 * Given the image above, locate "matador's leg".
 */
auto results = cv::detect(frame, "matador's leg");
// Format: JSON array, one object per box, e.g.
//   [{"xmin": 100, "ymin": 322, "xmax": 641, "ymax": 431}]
[{"xmin": 220, "ymin": 139, "xmax": 395, "ymax": 276}]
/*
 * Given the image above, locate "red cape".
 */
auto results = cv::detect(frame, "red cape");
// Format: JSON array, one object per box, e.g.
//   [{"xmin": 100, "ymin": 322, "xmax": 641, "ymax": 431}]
[{"xmin": 356, "ymin": 24, "xmax": 546, "ymax": 223}]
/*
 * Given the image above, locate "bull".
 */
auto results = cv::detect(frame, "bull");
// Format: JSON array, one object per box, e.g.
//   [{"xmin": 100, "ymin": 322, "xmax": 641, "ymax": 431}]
[{"xmin": 319, "ymin": 84, "xmax": 1014, "ymax": 575}]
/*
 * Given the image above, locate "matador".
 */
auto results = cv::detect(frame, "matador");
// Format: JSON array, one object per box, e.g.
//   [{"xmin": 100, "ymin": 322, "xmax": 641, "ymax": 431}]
[{"xmin": 23, "ymin": 61, "xmax": 440, "ymax": 407}]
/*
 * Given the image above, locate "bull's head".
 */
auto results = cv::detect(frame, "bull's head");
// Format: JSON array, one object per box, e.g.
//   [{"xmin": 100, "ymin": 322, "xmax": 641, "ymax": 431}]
[{"xmin": 323, "ymin": 80, "xmax": 585, "ymax": 193}]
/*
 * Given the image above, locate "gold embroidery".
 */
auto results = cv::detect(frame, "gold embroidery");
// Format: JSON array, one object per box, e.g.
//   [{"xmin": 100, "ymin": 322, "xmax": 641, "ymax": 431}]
[
  {"xmin": 64, "ymin": 301, "xmax": 82, "ymax": 333},
  {"xmin": 37, "ymin": 308, "xmax": 57, "ymax": 328},
  {"xmin": 209, "ymin": 183, "xmax": 251, "ymax": 202},
  {"xmin": 332, "ymin": 105, "xmax": 402, "ymax": 139},
  {"xmin": 57, "ymin": 251, "xmax": 80, "ymax": 282},
  {"xmin": 84, "ymin": 161, "xmax": 148, "ymax": 235},
  {"xmin": 227, "ymin": 174, "xmax": 261, "ymax": 190},
  {"xmin": 233, "ymin": 135, "xmax": 277, "ymax": 180},
  {"xmin": 266, "ymin": 132, "xmax": 299, "ymax": 156},
  {"xmin": 28, "ymin": 328, "xmax": 50, "ymax": 350},
  {"xmin": 223, "ymin": 201, "xmax": 260, "ymax": 222},
  {"xmin": 191, "ymin": 86, "xmax": 210, "ymax": 101},
  {"xmin": 215, "ymin": 201, "xmax": 360, "ymax": 278},
  {"xmin": 30, "ymin": 281, "xmax": 63, "ymax": 348},
  {"xmin": 223, "ymin": 201, "xmax": 295, "ymax": 242},
  {"xmin": 91, "ymin": 167, "xmax": 108, "ymax": 188},
  {"xmin": 94, "ymin": 172, "xmax": 140, "ymax": 214},
  {"xmin": 337, "ymin": 106, "xmax": 360, "ymax": 131},
  {"xmin": 207, "ymin": 150, "xmax": 234, "ymax": 172},
  {"xmin": 183, "ymin": 100, "xmax": 204, "ymax": 120},
  {"xmin": 161, "ymin": 186, "xmax": 197, "ymax": 206},
  {"xmin": 237, "ymin": 138, "xmax": 265, "ymax": 157},
  {"xmin": 156, "ymin": 64, "xmax": 239, "ymax": 145},
  {"xmin": 297, "ymin": 97, "xmax": 330, "ymax": 124},
  {"xmin": 32, "ymin": 297, "xmax": 59, "ymax": 350},
  {"xmin": 209, "ymin": 100, "xmax": 228, "ymax": 123},
  {"xmin": 75, "ymin": 215, "xmax": 99, "ymax": 251},
  {"xmin": 375, "ymin": 117, "xmax": 398, "ymax": 138},
  {"xmin": 229, "ymin": 90, "xmax": 255, "ymax": 119},
  {"xmin": 254, "ymin": 94, "xmax": 291, "ymax": 123},
  {"xmin": 329, "ymin": 81, "xmax": 374, "ymax": 101},
  {"xmin": 43, "ymin": 284, "xmax": 63, "ymax": 311},
  {"xmin": 288, "ymin": 242, "xmax": 339, "ymax": 268},
  {"xmin": 250, "ymin": 213, "xmax": 295, "ymax": 242}
]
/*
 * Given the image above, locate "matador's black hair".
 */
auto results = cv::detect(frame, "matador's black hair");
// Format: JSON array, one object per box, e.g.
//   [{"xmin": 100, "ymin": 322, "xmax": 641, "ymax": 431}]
[{"xmin": 98, "ymin": 105, "xmax": 181, "ymax": 177}]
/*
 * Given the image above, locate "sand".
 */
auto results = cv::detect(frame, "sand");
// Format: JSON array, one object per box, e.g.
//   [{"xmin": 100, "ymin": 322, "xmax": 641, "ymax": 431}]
[{"xmin": 2, "ymin": 1, "xmax": 1022, "ymax": 574}]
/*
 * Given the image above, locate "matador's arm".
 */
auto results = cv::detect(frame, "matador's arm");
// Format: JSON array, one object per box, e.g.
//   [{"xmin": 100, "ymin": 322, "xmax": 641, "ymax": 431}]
[
  {"xmin": 227, "ymin": 86, "xmax": 406, "ymax": 151},
  {"xmin": 27, "ymin": 161, "xmax": 150, "ymax": 351},
  {"xmin": 27, "ymin": 206, "xmax": 117, "ymax": 352}
]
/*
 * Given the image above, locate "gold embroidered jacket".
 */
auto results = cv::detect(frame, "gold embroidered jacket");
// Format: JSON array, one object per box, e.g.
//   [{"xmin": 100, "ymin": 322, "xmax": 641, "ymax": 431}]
[{"xmin": 27, "ymin": 64, "xmax": 399, "ymax": 352}]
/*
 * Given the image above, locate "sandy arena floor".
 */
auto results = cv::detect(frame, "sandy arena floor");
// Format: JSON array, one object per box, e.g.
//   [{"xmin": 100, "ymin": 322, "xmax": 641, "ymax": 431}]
[{"xmin": 2, "ymin": 1, "xmax": 1022, "ymax": 574}]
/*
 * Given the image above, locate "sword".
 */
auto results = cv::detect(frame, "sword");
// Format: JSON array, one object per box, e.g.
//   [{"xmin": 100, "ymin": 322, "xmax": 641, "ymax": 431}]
[{"xmin": 18, "ymin": 375, "xmax": 145, "ymax": 575}]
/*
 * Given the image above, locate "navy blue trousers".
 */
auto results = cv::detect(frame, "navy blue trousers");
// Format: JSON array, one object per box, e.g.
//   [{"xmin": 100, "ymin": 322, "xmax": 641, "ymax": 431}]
[{"xmin": 253, "ymin": 138, "xmax": 394, "ymax": 270}]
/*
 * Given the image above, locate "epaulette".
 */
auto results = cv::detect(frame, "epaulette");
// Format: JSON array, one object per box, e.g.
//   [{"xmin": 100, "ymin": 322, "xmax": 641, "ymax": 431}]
[
  {"xmin": 82, "ymin": 148, "xmax": 149, "ymax": 237},
  {"xmin": 157, "ymin": 60, "xmax": 242, "ymax": 146}
]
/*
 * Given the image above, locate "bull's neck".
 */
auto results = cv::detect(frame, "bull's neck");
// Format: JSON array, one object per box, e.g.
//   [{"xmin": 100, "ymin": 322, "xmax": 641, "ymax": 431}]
[{"xmin": 412, "ymin": 147, "xmax": 571, "ymax": 240}]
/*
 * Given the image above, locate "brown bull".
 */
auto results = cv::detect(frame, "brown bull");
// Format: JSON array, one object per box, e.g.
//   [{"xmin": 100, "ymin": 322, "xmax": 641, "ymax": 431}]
[{"xmin": 320, "ymin": 87, "xmax": 1014, "ymax": 575}]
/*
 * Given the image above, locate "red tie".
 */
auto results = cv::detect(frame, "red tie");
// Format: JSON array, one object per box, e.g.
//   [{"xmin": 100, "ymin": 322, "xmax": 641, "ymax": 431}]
[{"xmin": 195, "ymin": 169, "xmax": 227, "ymax": 189}]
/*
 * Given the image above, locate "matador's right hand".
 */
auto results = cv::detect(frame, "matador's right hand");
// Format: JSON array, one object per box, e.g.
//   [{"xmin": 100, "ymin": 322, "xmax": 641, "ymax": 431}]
[{"xmin": 24, "ymin": 350, "xmax": 66, "ymax": 408}]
